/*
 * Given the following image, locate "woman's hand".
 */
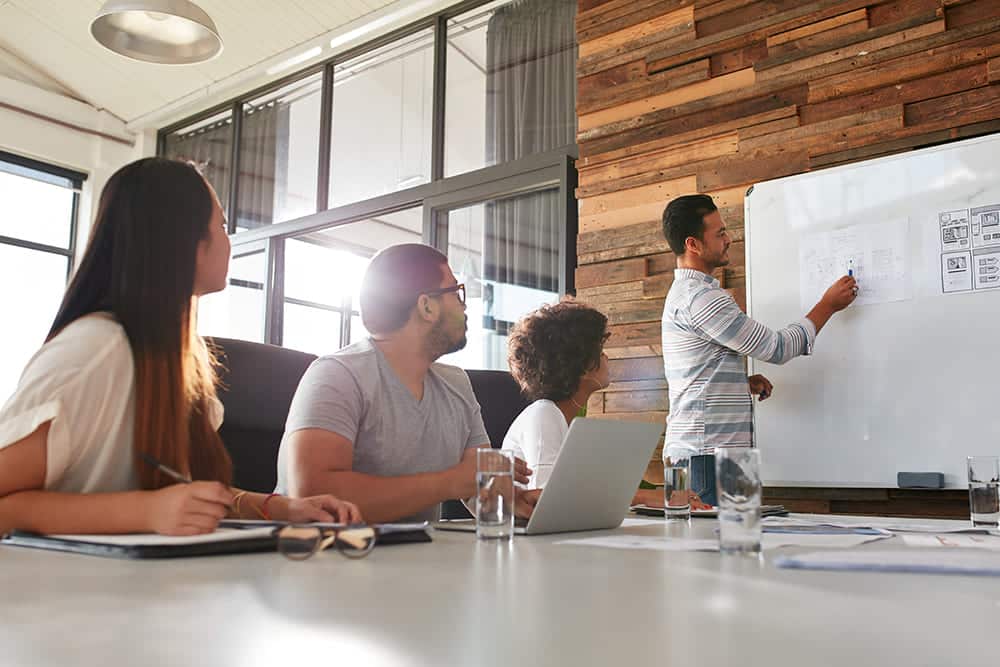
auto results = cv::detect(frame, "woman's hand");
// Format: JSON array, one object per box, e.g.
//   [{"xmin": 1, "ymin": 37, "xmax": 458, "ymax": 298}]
[
  {"xmin": 145, "ymin": 482, "xmax": 232, "ymax": 535},
  {"xmin": 282, "ymin": 495, "xmax": 364, "ymax": 524}
]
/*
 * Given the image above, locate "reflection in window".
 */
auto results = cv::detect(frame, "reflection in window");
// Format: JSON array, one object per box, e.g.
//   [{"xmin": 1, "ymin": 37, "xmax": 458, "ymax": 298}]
[
  {"xmin": 162, "ymin": 110, "xmax": 233, "ymax": 215},
  {"xmin": 238, "ymin": 74, "xmax": 322, "ymax": 230},
  {"xmin": 441, "ymin": 189, "xmax": 560, "ymax": 370},
  {"xmin": 329, "ymin": 29, "xmax": 434, "ymax": 207},
  {"xmin": 282, "ymin": 208, "xmax": 422, "ymax": 355},
  {"xmin": 198, "ymin": 250, "xmax": 266, "ymax": 343},
  {"xmin": 445, "ymin": 0, "xmax": 577, "ymax": 177}
]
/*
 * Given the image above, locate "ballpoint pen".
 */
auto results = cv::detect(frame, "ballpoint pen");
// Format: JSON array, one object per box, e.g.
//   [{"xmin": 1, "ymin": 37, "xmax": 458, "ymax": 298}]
[{"xmin": 139, "ymin": 452, "xmax": 193, "ymax": 484}]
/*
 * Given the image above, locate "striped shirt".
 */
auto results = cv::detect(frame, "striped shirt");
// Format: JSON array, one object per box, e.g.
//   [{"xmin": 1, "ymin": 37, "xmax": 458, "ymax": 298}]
[{"xmin": 661, "ymin": 268, "xmax": 816, "ymax": 457}]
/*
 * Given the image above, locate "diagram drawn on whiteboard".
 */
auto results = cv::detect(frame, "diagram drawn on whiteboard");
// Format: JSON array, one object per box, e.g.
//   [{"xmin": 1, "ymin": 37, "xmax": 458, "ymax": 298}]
[{"xmin": 938, "ymin": 205, "xmax": 1000, "ymax": 295}]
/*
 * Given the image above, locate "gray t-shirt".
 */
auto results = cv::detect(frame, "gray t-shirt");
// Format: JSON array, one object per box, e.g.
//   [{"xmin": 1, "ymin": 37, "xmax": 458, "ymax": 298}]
[{"xmin": 275, "ymin": 338, "xmax": 489, "ymax": 522}]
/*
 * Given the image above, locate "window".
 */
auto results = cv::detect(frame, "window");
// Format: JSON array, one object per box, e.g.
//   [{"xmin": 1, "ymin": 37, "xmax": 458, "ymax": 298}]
[
  {"xmin": 237, "ymin": 74, "xmax": 323, "ymax": 230},
  {"xmin": 160, "ymin": 0, "xmax": 578, "ymax": 368},
  {"xmin": 198, "ymin": 249, "xmax": 266, "ymax": 343},
  {"xmin": 445, "ymin": 0, "xmax": 577, "ymax": 177},
  {"xmin": 0, "ymin": 153, "xmax": 83, "ymax": 401},
  {"xmin": 329, "ymin": 29, "xmax": 434, "ymax": 207},
  {"xmin": 438, "ymin": 189, "xmax": 561, "ymax": 370},
  {"xmin": 162, "ymin": 110, "xmax": 233, "ymax": 216},
  {"xmin": 282, "ymin": 207, "xmax": 422, "ymax": 354}
]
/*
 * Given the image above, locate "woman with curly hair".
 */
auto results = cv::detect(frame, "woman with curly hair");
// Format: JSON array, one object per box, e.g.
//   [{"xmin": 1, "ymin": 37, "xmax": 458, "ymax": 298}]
[
  {"xmin": 503, "ymin": 300, "xmax": 709, "ymax": 509},
  {"xmin": 502, "ymin": 301, "xmax": 611, "ymax": 489}
]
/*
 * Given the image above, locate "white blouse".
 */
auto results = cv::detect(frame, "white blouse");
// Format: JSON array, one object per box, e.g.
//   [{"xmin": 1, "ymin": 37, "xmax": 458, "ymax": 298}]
[
  {"xmin": 501, "ymin": 399, "xmax": 569, "ymax": 490},
  {"xmin": 0, "ymin": 313, "xmax": 223, "ymax": 493}
]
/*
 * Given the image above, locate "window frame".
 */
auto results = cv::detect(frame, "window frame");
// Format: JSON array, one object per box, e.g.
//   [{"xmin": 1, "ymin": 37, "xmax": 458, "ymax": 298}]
[
  {"xmin": 158, "ymin": 0, "xmax": 578, "ymax": 354},
  {"xmin": 0, "ymin": 150, "xmax": 86, "ymax": 281}
]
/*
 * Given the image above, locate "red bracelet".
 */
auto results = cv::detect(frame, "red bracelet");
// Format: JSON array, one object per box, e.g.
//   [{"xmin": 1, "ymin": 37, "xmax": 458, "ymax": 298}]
[{"xmin": 260, "ymin": 493, "xmax": 280, "ymax": 521}]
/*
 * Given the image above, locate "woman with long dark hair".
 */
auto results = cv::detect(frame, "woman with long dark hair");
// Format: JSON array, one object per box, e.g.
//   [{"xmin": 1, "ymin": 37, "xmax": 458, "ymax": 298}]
[{"xmin": 0, "ymin": 158, "xmax": 361, "ymax": 535}]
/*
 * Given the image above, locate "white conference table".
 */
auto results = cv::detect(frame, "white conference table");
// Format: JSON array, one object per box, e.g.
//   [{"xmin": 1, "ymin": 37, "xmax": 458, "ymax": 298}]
[{"xmin": 2, "ymin": 514, "xmax": 998, "ymax": 667}]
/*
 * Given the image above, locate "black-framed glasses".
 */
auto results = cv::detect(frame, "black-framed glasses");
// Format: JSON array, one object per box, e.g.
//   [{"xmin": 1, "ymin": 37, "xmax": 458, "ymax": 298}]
[
  {"xmin": 423, "ymin": 283, "xmax": 466, "ymax": 305},
  {"xmin": 276, "ymin": 524, "xmax": 377, "ymax": 561}
]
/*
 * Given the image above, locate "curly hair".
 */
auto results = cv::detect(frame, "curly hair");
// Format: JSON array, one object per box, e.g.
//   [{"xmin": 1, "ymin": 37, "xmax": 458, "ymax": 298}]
[{"xmin": 507, "ymin": 300, "xmax": 609, "ymax": 402}]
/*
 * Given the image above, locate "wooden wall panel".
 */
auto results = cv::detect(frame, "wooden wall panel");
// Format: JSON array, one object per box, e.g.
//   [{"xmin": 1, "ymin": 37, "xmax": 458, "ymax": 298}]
[{"xmin": 575, "ymin": 0, "xmax": 1000, "ymax": 507}]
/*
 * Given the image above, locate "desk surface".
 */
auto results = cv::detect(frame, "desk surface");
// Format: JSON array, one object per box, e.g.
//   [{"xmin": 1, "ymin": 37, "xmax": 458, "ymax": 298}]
[{"xmin": 2, "ymin": 514, "xmax": 997, "ymax": 667}]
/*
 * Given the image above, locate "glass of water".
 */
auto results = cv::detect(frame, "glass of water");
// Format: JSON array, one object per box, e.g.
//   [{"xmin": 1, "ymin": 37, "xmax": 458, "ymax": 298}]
[
  {"xmin": 715, "ymin": 447, "xmax": 762, "ymax": 554},
  {"xmin": 477, "ymin": 449, "xmax": 515, "ymax": 541},
  {"xmin": 663, "ymin": 454, "xmax": 692, "ymax": 520},
  {"xmin": 967, "ymin": 456, "xmax": 1000, "ymax": 527}
]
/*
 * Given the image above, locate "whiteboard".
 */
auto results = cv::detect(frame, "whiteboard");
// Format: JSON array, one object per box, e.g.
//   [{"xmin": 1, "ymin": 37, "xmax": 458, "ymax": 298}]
[{"xmin": 746, "ymin": 133, "xmax": 1000, "ymax": 489}]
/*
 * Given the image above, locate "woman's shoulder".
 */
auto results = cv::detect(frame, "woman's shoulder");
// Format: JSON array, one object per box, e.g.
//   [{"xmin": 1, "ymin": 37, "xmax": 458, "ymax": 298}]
[
  {"xmin": 26, "ymin": 313, "xmax": 132, "ymax": 380},
  {"xmin": 509, "ymin": 399, "xmax": 564, "ymax": 432}
]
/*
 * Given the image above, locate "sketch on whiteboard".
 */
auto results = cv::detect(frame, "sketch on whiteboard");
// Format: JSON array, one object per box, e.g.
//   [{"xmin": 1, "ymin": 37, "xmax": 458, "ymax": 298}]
[
  {"xmin": 939, "ymin": 209, "xmax": 971, "ymax": 251},
  {"xmin": 798, "ymin": 219, "xmax": 909, "ymax": 310},
  {"xmin": 941, "ymin": 251, "xmax": 973, "ymax": 293},
  {"xmin": 937, "ymin": 205, "xmax": 1000, "ymax": 294},
  {"xmin": 971, "ymin": 204, "xmax": 1000, "ymax": 249},
  {"xmin": 973, "ymin": 250, "xmax": 1000, "ymax": 290}
]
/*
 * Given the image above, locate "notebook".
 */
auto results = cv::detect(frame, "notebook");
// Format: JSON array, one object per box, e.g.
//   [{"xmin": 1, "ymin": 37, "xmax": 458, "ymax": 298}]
[{"xmin": 1, "ymin": 522, "xmax": 432, "ymax": 559}]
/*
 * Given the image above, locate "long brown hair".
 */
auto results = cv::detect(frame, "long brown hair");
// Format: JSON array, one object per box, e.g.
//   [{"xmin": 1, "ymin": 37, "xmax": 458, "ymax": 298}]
[{"xmin": 48, "ymin": 157, "xmax": 232, "ymax": 488}]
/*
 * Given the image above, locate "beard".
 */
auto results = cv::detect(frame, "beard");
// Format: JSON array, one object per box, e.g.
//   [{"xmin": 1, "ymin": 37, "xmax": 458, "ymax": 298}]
[
  {"xmin": 427, "ymin": 316, "xmax": 468, "ymax": 359},
  {"xmin": 709, "ymin": 247, "xmax": 731, "ymax": 268}
]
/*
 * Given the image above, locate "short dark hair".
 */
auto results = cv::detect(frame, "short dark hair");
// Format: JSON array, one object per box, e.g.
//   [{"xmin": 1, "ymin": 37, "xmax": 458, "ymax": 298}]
[
  {"xmin": 662, "ymin": 194, "xmax": 718, "ymax": 255},
  {"xmin": 507, "ymin": 301, "xmax": 609, "ymax": 402},
  {"xmin": 360, "ymin": 243, "xmax": 449, "ymax": 335}
]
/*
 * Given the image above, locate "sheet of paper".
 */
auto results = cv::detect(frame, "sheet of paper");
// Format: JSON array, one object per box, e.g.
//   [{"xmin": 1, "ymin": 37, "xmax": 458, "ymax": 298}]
[
  {"xmin": 772, "ymin": 515, "xmax": 995, "ymax": 535},
  {"xmin": 620, "ymin": 517, "xmax": 669, "ymax": 528},
  {"xmin": 932, "ymin": 204, "xmax": 1000, "ymax": 295},
  {"xmin": 799, "ymin": 218, "xmax": 909, "ymax": 310},
  {"xmin": 775, "ymin": 549, "xmax": 1000, "ymax": 576},
  {"xmin": 48, "ymin": 527, "xmax": 276, "ymax": 546},
  {"xmin": 555, "ymin": 535, "xmax": 719, "ymax": 552},
  {"xmin": 901, "ymin": 534, "xmax": 1000, "ymax": 550},
  {"xmin": 555, "ymin": 533, "xmax": 889, "ymax": 552}
]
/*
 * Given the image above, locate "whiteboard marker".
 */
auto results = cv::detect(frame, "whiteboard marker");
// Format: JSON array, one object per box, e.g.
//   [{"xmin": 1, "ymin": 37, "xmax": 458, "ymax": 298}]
[{"xmin": 848, "ymin": 258, "xmax": 854, "ymax": 277}]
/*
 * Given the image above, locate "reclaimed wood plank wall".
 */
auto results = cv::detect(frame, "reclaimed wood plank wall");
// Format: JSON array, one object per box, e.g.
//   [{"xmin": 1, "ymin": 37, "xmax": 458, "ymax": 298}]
[{"xmin": 575, "ymin": 0, "xmax": 1000, "ymax": 513}]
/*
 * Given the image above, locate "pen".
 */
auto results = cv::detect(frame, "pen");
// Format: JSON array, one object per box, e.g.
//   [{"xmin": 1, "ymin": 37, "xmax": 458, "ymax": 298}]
[
  {"xmin": 848, "ymin": 258, "xmax": 854, "ymax": 277},
  {"xmin": 140, "ymin": 452, "xmax": 192, "ymax": 484}
]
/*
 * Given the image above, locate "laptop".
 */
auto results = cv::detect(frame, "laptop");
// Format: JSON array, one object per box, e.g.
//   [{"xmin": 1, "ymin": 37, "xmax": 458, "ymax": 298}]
[{"xmin": 435, "ymin": 417, "xmax": 662, "ymax": 535}]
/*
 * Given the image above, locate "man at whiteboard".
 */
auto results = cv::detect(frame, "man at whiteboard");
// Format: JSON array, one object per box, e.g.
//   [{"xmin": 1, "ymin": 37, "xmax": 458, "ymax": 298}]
[{"xmin": 660, "ymin": 195, "xmax": 857, "ymax": 503}]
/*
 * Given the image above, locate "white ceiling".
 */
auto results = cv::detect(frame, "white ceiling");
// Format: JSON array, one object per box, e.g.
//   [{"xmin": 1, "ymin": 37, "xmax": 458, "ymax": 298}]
[{"xmin": 0, "ymin": 0, "xmax": 402, "ymax": 124}]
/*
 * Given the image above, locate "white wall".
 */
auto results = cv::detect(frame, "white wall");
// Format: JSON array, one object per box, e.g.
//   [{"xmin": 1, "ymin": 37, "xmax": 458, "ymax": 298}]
[{"xmin": 0, "ymin": 75, "xmax": 154, "ymax": 256}]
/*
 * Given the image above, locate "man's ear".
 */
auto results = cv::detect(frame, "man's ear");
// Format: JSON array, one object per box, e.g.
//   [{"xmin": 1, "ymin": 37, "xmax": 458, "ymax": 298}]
[
  {"xmin": 684, "ymin": 235, "xmax": 702, "ymax": 257},
  {"xmin": 416, "ymin": 294, "xmax": 437, "ymax": 322}
]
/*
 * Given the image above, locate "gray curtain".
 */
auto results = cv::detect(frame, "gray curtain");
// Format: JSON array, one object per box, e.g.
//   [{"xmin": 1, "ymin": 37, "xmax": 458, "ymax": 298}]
[
  {"xmin": 483, "ymin": 0, "xmax": 576, "ymax": 328},
  {"xmin": 236, "ymin": 102, "xmax": 285, "ymax": 230},
  {"xmin": 162, "ymin": 119, "xmax": 232, "ymax": 214}
]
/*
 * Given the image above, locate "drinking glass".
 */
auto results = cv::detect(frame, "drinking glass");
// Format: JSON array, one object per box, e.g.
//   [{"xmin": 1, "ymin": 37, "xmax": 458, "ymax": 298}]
[
  {"xmin": 663, "ymin": 454, "xmax": 692, "ymax": 520},
  {"xmin": 968, "ymin": 456, "xmax": 1000, "ymax": 527},
  {"xmin": 715, "ymin": 447, "xmax": 762, "ymax": 554},
  {"xmin": 477, "ymin": 449, "xmax": 515, "ymax": 540}
]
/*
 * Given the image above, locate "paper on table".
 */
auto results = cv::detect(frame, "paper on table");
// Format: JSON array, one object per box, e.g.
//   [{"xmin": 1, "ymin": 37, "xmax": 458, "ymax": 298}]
[
  {"xmin": 770, "ymin": 516, "xmax": 994, "ymax": 535},
  {"xmin": 775, "ymin": 550, "xmax": 1000, "ymax": 576},
  {"xmin": 901, "ymin": 534, "xmax": 1000, "ymax": 550},
  {"xmin": 47, "ymin": 527, "xmax": 276, "ymax": 546},
  {"xmin": 555, "ymin": 532, "xmax": 889, "ymax": 553},
  {"xmin": 620, "ymin": 517, "xmax": 668, "ymax": 528},
  {"xmin": 555, "ymin": 535, "xmax": 719, "ymax": 552}
]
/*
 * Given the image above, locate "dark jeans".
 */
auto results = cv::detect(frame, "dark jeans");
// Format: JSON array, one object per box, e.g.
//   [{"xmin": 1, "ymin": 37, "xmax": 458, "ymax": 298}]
[{"xmin": 690, "ymin": 453, "xmax": 717, "ymax": 507}]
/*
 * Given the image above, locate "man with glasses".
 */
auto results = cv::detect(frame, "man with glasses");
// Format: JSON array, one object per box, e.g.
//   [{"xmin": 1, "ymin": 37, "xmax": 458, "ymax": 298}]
[{"xmin": 276, "ymin": 243, "xmax": 538, "ymax": 523}]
